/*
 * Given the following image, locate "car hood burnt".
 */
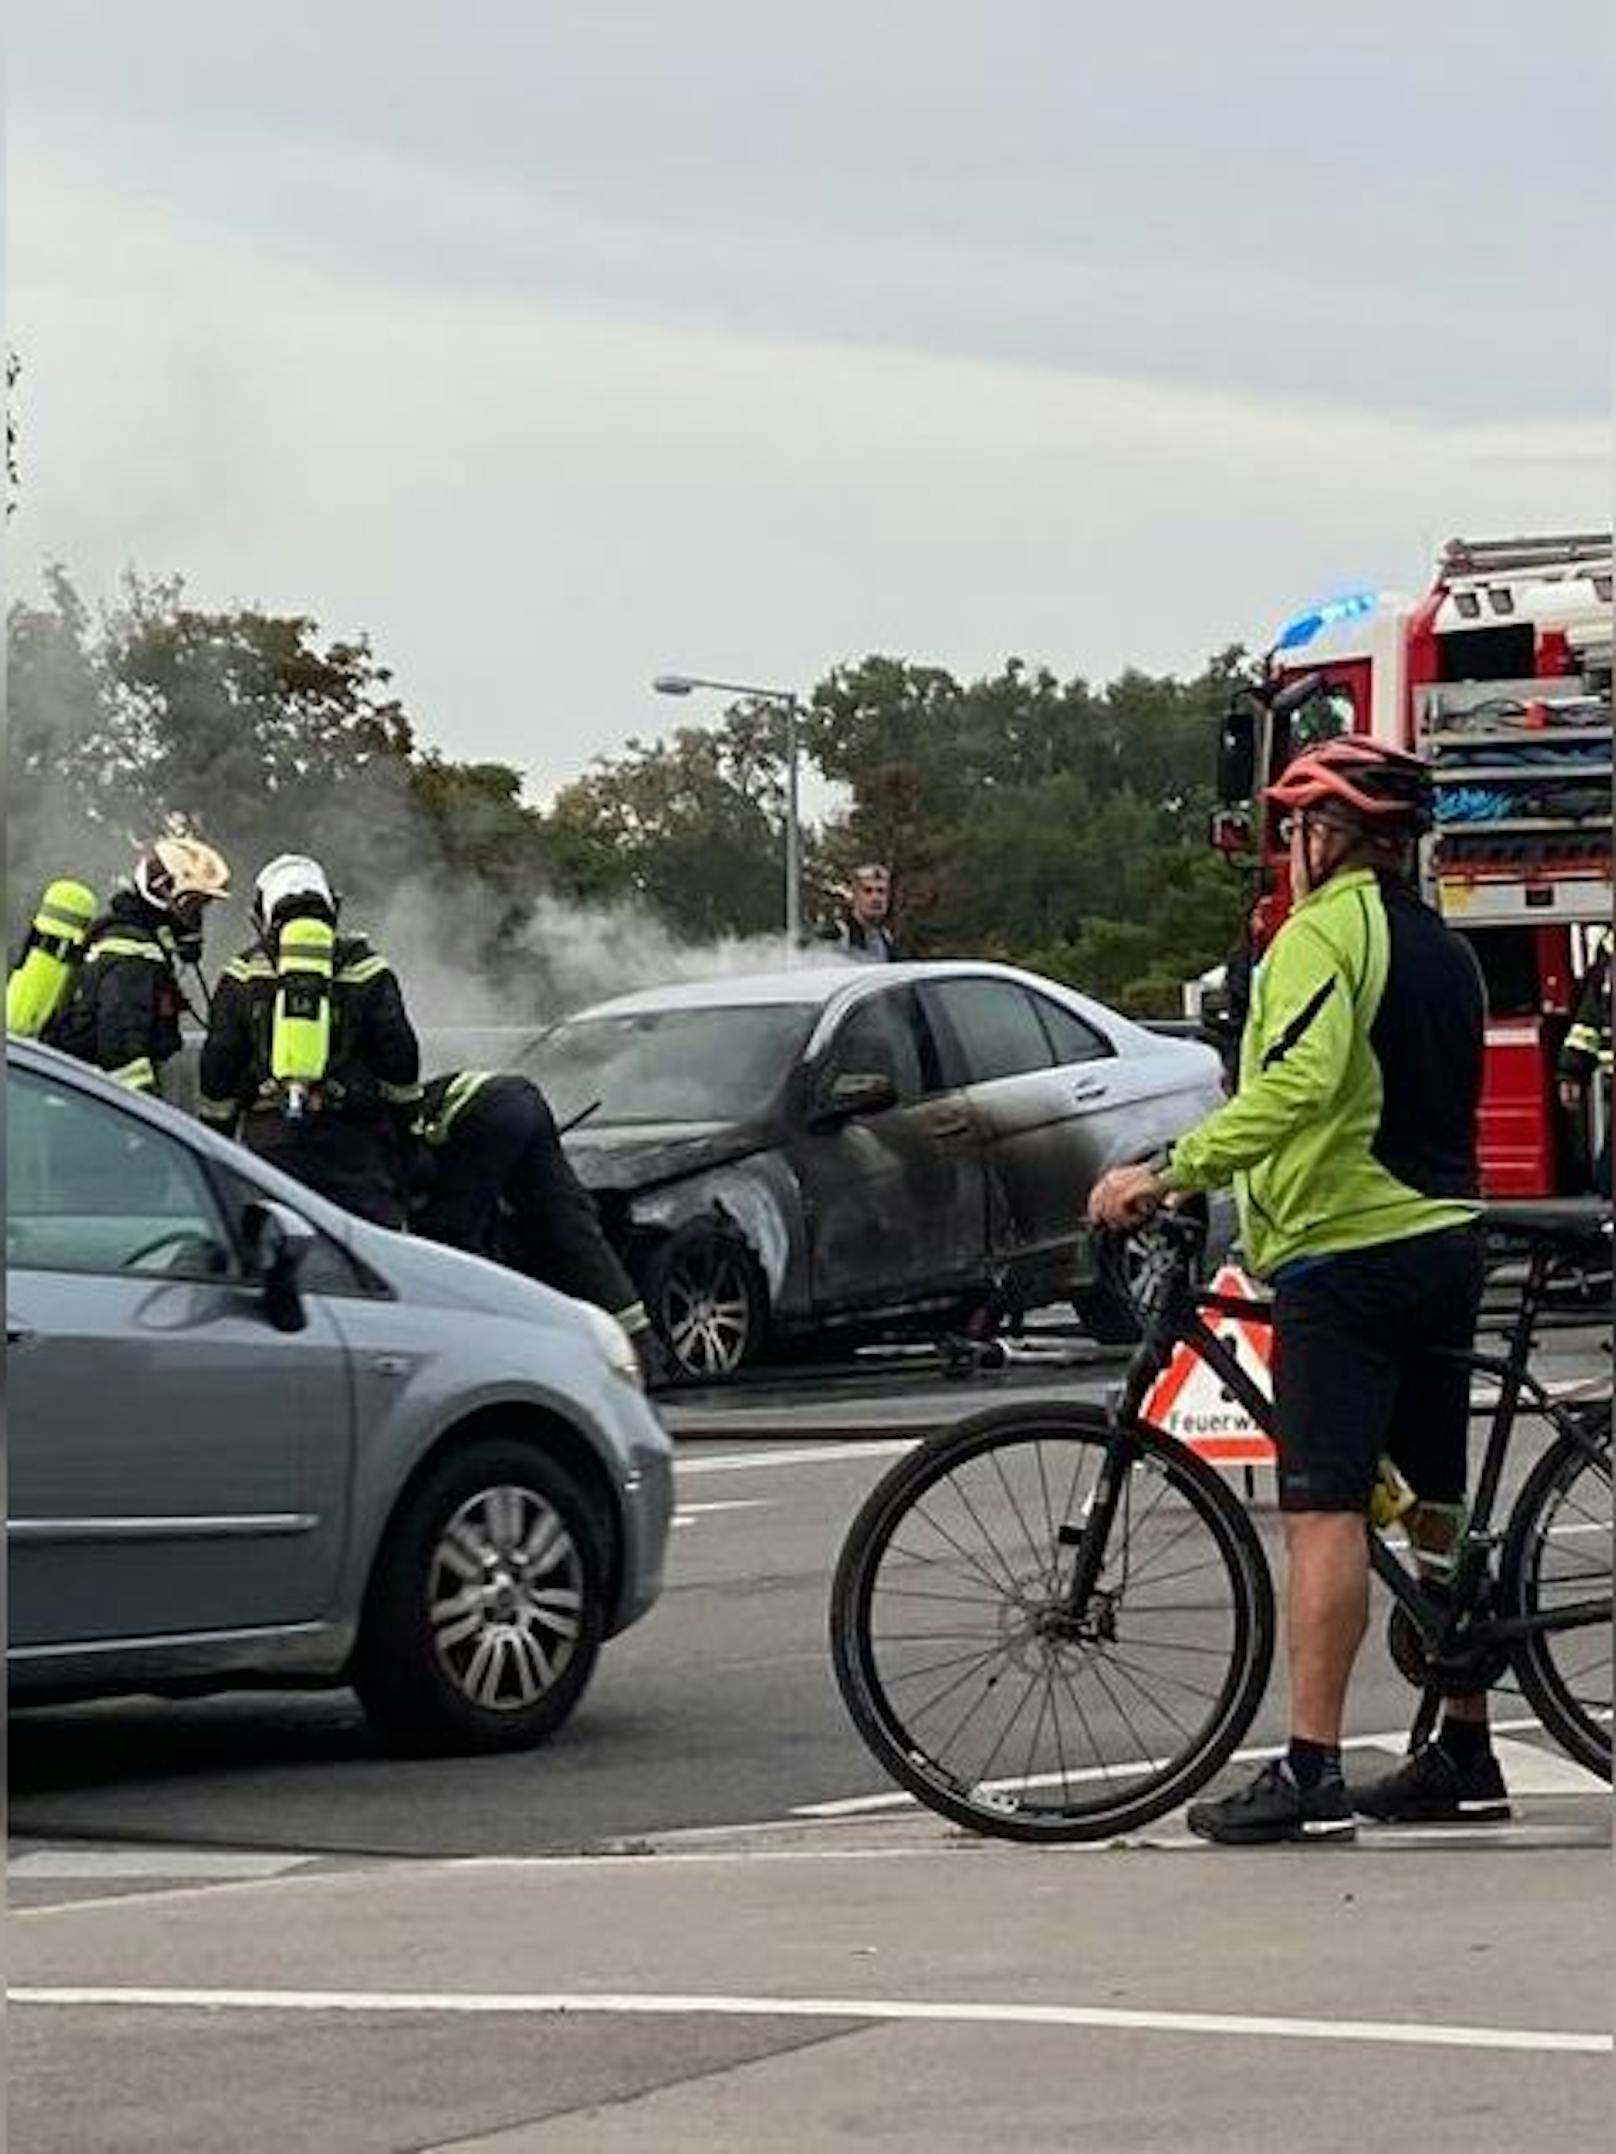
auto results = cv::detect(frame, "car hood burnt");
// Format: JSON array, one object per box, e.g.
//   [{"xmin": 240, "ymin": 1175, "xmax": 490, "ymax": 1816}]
[{"xmin": 562, "ymin": 1119, "xmax": 773, "ymax": 1193}]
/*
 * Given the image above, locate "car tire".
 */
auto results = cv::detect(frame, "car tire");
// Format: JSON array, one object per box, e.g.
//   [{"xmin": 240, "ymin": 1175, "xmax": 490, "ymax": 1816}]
[
  {"xmin": 643, "ymin": 1225, "xmax": 769, "ymax": 1384},
  {"xmin": 355, "ymin": 1437, "xmax": 607, "ymax": 1756}
]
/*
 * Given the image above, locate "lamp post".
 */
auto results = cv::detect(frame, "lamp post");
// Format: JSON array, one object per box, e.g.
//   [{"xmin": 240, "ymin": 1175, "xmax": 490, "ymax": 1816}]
[{"xmin": 652, "ymin": 672, "xmax": 803, "ymax": 951}]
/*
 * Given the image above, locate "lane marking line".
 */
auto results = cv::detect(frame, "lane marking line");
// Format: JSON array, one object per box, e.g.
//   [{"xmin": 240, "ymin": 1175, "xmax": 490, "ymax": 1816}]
[
  {"xmin": 792, "ymin": 1715, "xmax": 1607, "ymax": 1819},
  {"xmin": 678, "ymin": 1441, "xmax": 917, "ymax": 1475},
  {"xmin": 7, "ymin": 1847, "xmax": 310, "ymax": 1881},
  {"xmin": 7, "ymin": 1986, "xmax": 1607, "ymax": 2055}
]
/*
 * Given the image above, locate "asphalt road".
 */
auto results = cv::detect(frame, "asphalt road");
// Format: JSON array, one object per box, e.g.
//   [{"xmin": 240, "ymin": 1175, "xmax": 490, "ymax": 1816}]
[{"xmin": 10, "ymin": 1331, "xmax": 1608, "ymax": 1863}]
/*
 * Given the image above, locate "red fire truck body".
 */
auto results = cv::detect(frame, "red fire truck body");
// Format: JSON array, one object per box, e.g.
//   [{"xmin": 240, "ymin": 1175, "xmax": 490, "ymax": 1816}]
[{"xmin": 1227, "ymin": 534, "xmax": 1612, "ymax": 1198}]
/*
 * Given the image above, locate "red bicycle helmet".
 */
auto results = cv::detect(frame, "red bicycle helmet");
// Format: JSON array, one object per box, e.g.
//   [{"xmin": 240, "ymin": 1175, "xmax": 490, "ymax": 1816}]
[{"xmin": 1265, "ymin": 736, "xmax": 1433, "ymax": 832}]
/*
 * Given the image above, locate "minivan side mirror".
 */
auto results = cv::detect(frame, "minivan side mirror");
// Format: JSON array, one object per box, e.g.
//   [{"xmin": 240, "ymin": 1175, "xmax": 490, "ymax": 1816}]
[
  {"xmin": 813, "ymin": 1069, "xmax": 900, "ymax": 1124},
  {"xmin": 241, "ymin": 1198, "xmax": 316, "ymax": 1333}
]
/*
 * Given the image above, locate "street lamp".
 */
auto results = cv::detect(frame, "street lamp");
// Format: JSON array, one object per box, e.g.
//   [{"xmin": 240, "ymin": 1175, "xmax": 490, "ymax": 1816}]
[{"xmin": 652, "ymin": 672, "xmax": 803, "ymax": 950}]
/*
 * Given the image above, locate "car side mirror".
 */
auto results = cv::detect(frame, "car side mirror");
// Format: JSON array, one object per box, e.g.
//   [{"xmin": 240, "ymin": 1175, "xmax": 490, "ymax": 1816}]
[
  {"xmin": 815, "ymin": 1069, "xmax": 900, "ymax": 1124},
  {"xmin": 242, "ymin": 1198, "xmax": 316, "ymax": 1333}
]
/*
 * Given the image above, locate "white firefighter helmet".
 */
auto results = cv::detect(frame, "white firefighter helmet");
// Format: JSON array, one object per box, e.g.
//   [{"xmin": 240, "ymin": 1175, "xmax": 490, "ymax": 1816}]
[
  {"xmin": 134, "ymin": 835, "xmax": 231, "ymax": 916},
  {"xmin": 253, "ymin": 853, "xmax": 337, "ymax": 932}
]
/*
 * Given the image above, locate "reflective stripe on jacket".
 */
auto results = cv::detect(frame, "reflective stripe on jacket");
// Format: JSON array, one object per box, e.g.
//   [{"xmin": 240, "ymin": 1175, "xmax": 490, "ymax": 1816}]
[{"xmin": 198, "ymin": 932, "xmax": 421, "ymax": 1130}]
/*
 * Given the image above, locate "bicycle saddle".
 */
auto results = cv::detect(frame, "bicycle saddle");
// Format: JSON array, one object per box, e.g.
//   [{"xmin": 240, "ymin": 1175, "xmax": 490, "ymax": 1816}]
[{"xmin": 1481, "ymin": 1197, "xmax": 1612, "ymax": 1246}]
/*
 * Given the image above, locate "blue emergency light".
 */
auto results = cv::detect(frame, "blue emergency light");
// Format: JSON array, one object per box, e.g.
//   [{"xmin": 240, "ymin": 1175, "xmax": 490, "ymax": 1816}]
[{"xmin": 1272, "ymin": 590, "xmax": 1377, "ymax": 653}]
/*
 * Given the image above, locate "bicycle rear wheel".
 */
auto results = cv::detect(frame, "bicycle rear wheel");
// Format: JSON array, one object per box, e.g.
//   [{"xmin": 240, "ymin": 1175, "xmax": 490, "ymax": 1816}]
[
  {"xmin": 1500, "ymin": 1405, "xmax": 1612, "ymax": 1781},
  {"xmin": 829, "ymin": 1401, "xmax": 1275, "ymax": 1842}
]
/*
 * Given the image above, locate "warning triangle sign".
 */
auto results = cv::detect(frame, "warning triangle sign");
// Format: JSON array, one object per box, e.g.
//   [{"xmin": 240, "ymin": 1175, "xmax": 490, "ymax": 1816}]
[{"xmin": 1140, "ymin": 1263, "xmax": 1276, "ymax": 1467}]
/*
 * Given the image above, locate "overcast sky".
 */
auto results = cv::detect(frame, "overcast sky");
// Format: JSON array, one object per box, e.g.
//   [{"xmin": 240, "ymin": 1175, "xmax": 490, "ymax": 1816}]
[{"xmin": 9, "ymin": 1, "xmax": 1612, "ymax": 799}]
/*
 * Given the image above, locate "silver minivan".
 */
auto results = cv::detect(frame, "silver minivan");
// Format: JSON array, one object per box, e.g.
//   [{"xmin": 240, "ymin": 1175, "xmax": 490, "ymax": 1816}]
[{"xmin": 6, "ymin": 1041, "xmax": 674, "ymax": 1753}]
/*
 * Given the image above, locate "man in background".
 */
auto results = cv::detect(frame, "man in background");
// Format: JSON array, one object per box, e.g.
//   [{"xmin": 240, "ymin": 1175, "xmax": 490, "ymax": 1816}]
[{"xmin": 822, "ymin": 863, "xmax": 902, "ymax": 962}]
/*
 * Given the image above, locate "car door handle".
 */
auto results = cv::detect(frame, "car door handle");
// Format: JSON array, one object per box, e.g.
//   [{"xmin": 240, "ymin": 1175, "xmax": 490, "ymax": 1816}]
[
  {"xmin": 1069, "ymin": 1081, "xmax": 1110, "ymax": 1105},
  {"xmin": 7, "ymin": 1323, "xmax": 38, "ymax": 1349},
  {"xmin": 927, "ymin": 1113, "xmax": 972, "ymax": 1137}
]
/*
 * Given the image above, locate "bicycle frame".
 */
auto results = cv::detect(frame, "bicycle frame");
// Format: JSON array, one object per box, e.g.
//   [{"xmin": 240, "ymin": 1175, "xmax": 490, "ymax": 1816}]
[{"xmin": 1064, "ymin": 1226, "xmax": 1610, "ymax": 1744}]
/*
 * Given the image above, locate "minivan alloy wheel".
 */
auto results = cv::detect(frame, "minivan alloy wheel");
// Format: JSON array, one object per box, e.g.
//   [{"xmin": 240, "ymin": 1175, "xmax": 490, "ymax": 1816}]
[{"xmin": 427, "ymin": 1483, "xmax": 584, "ymax": 1711}]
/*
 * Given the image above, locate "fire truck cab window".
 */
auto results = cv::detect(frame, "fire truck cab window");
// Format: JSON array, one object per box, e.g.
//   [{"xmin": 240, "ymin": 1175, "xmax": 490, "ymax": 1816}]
[{"xmin": 1275, "ymin": 686, "xmax": 1354, "ymax": 773}]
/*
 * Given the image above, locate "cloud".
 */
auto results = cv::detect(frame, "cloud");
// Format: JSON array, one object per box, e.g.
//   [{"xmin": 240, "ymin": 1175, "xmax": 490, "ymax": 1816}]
[{"xmin": 9, "ymin": 153, "xmax": 1609, "ymax": 790}]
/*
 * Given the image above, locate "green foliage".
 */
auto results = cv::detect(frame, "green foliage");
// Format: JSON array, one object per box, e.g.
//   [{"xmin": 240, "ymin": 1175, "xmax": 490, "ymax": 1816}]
[
  {"xmin": 804, "ymin": 652, "xmax": 1250, "ymax": 1011},
  {"xmin": 545, "ymin": 710, "xmax": 787, "ymax": 941},
  {"xmin": 7, "ymin": 566, "xmax": 1250, "ymax": 1016}
]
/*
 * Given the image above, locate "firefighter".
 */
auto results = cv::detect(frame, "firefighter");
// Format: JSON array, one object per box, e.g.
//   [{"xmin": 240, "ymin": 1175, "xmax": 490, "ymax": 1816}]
[
  {"xmin": 198, "ymin": 854, "xmax": 422, "ymax": 1226},
  {"xmin": 1558, "ymin": 929, "xmax": 1612, "ymax": 1196},
  {"xmin": 43, "ymin": 837, "xmax": 230, "ymax": 1093},
  {"xmin": 412, "ymin": 1069, "xmax": 660, "ymax": 1374}
]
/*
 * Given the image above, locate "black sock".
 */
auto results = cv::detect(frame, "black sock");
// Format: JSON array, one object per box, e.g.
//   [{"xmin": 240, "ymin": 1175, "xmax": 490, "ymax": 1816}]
[
  {"xmin": 1436, "ymin": 1717, "xmax": 1491, "ymax": 1766},
  {"xmin": 1286, "ymin": 1737, "xmax": 1343, "ymax": 1789}
]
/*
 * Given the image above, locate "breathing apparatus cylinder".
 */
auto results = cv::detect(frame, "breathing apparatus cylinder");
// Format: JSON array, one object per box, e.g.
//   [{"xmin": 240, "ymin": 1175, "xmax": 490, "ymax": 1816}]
[
  {"xmin": 6, "ymin": 879, "xmax": 99, "ymax": 1038},
  {"xmin": 270, "ymin": 913, "xmax": 336, "ymax": 1120}
]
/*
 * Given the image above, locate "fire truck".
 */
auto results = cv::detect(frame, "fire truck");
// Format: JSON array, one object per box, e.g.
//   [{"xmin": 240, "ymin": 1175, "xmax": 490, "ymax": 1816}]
[{"xmin": 1212, "ymin": 533, "xmax": 1613, "ymax": 1198}]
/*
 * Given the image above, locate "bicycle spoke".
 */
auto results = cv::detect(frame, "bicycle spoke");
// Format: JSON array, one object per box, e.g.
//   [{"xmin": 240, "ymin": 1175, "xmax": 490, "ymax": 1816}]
[
  {"xmin": 945, "ymin": 1471, "xmax": 1036, "ymax": 1600},
  {"xmin": 876, "ymin": 1573, "xmax": 1008, "ymax": 1612},
  {"xmin": 1090, "ymin": 1643, "xmax": 1200, "ymax": 1745},
  {"xmin": 1078, "ymin": 1644, "xmax": 1161, "ymax": 1767},
  {"xmin": 989, "ymin": 1446, "xmax": 1055, "ymax": 1593},
  {"xmin": 1093, "ymin": 1641, "xmax": 1223, "ymax": 1713},
  {"xmin": 901, "ymin": 1498, "xmax": 1027, "ymax": 1605},
  {"xmin": 882, "ymin": 1638, "xmax": 1010, "ymax": 1696},
  {"xmin": 966, "ymin": 1656, "xmax": 1044, "ymax": 1790}
]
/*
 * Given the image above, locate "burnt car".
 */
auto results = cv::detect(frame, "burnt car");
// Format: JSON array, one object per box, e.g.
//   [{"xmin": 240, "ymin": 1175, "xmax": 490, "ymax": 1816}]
[{"xmin": 514, "ymin": 961, "xmax": 1226, "ymax": 1381}]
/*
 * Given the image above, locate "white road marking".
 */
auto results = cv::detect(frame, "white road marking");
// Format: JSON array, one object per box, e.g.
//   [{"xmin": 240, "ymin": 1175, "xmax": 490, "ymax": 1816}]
[
  {"xmin": 792, "ymin": 1715, "xmax": 1607, "ymax": 1819},
  {"xmin": 672, "ymin": 1500, "xmax": 774, "ymax": 1528},
  {"xmin": 7, "ymin": 1985, "xmax": 1606, "ymax": 2055},
  {"xmin": 1488, "ymin": 1737, "xmax": 1611, "ymax": 1797},
  {"xmin": 678, "ymin": 1440, "xmax": 918, "ymax": 1476},
  {"xmin": 7, "ymin": 1847, "xmax": 310, "ymax": 1882}
]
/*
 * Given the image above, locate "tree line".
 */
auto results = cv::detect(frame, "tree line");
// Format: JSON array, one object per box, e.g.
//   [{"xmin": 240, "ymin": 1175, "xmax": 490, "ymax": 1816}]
[{"xmin": 7, "ymin": 567, "xmax": 1250, "ymax": 1017}]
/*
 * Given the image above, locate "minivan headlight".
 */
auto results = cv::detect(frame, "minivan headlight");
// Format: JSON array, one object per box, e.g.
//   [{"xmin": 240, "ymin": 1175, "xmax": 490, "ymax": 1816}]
[{"xmin": 578, "ymin": 1303, "xmax": 645, "ymax": 1392}]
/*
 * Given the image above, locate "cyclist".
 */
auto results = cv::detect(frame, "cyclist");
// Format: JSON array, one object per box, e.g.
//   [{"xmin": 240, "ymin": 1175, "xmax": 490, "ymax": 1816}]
[{"xmin": 1089, "ymin": 736, "xmax": 1501, "ymax": 1845}]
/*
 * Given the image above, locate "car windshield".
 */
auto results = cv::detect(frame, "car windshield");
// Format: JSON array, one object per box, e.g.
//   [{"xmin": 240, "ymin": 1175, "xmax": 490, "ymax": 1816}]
[{"xmin": 522, "ymin": 1002, "xmax": 817, "ymax": 1127}]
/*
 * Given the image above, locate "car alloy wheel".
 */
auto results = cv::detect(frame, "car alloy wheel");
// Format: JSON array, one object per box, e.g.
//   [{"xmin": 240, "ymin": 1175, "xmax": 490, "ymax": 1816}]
[
  {"xmin": 426, "ymin": 1482, "xmax": 585, "ymax": 1713},
  {"xmin": 660, "ymin": 1238, "xmax": 760, "ymax": 1380}
]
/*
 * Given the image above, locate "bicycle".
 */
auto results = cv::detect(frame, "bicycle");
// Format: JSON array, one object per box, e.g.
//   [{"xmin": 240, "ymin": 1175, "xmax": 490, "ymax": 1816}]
[{"xmin": 829, "ymin": 1205, "xmax": 1612, "ymax": 1842}]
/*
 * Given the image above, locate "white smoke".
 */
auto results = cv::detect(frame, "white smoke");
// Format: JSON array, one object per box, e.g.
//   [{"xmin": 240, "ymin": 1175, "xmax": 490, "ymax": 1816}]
[{"xmin": 370, "ymin": 877, "xmax": 846, "ymax": 1036}]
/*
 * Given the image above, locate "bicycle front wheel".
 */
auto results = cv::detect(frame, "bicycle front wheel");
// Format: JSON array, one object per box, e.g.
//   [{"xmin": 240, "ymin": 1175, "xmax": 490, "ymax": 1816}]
[
  {"xmin": 829, "ymin": 1401, "xmax": 1275, "ymax": 1842},
  {"xmin": 1500, "ymin": 1406, "xmax": 1612, "ymax": 1781}
]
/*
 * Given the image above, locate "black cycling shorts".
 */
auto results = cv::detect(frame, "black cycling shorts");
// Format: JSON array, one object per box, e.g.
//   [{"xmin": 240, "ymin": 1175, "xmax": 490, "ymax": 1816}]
[{"xmin": 1270, "ymin": 1222, "xmax": 1484, "ymax": 1515}]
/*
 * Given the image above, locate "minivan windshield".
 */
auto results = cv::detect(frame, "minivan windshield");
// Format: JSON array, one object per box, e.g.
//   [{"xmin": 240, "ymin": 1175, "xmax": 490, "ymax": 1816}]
[{"xmin": 522, "ymin": 1002, "xmax": 817, "ymax": 1127}]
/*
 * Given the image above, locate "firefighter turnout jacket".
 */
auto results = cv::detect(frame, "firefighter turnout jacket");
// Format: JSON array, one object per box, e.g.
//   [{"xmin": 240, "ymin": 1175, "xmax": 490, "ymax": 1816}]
[
  {"xmin": 413, "ymin": 1069, "xmax": 649, "ymax": 1334},
  {"xmin": 198, "ymin": 932, "xmax": 422, "ymax": 1226},
  {"xmin": 44, "ymin": 890, "xmax": 189, "ymax": 1093},
  {"xmin": 1559, "ymin": 940, "xmax": 1612, "ymax": 1091}
]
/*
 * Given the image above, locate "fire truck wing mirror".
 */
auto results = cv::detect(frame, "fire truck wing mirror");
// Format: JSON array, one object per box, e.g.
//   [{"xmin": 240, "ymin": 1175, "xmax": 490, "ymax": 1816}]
[
  {"xmin": 1208, "ymin": 807, "xmax": 1255, "ymax": 856},
  {"xmin": 1216, "ymin": 703, "xmax": 1257, "ymax": 804},
  {"xmin": 1270, "ymin": 670, "xmax": 1325, "ymax": 720}
]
